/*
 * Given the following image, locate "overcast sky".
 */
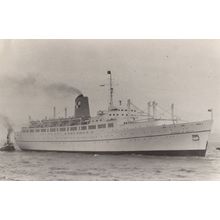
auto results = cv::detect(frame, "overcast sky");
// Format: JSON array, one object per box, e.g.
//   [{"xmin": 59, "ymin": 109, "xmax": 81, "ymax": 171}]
[{"xmin": 0, "ymin": 39, "xmax": 220, "ymax": 139}]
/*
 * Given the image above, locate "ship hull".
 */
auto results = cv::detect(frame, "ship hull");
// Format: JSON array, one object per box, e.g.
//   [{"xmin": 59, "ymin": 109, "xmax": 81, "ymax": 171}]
[{"xmin": 15, "ymin": 120, "xmax": 212, "ymax": 156}]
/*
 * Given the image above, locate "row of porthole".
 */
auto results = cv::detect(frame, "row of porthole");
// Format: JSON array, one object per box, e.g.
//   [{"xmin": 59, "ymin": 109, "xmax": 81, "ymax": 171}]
[
  {"xmin": 109, "ymin": 113, "xmax": 129, "ymax": 116},
  {"xmin": 22, "ymin": 131, "xmax": 184, "ymax": 137},
  {"xmin": 23, "ymin": 123, "xmax": 114, "ymax": 133},
  {"xmin": 22, "ymin": 132, "xmax": 113, "ymax": 137},
  {"xmin": 20, "ymin": 135, "xmax": 179, "ymax": 144},
  {"xmin": 27, "ymin": 134, "xmax": 178, "ymax": 139},
  {"xmin": 23, "ymin": 127, "xmax": 117, "ymax": 135}
]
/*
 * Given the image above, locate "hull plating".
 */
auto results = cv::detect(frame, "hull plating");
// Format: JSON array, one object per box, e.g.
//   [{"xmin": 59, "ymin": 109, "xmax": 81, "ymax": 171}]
[{"xmin": 15, "ymin": 120, "xmax": 212, "ymax": 156}]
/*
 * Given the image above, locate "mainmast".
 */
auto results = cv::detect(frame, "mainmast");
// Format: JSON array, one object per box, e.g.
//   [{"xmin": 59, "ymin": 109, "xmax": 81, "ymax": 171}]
[{"xmin": 107, "ymin": 71, "xmax": 114, "ymax": 110}]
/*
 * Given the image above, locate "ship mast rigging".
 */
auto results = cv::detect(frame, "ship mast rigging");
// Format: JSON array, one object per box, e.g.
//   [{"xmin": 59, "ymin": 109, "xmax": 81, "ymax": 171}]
[{"xmin": 108, "ymin": 70, "xmax": 114, "ymax": 110}]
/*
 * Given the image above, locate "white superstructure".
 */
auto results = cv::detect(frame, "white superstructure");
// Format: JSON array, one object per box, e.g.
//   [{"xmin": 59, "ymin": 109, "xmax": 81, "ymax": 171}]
[{"xmin": 15, "ymin": 71, "xmax": 213, "ymax": 156}]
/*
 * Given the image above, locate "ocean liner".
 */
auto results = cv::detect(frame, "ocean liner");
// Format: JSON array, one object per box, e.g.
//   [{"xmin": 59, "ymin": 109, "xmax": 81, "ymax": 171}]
[{"xmin": 15, "ymin": 71, "xmax": 213, "ymax": 156}]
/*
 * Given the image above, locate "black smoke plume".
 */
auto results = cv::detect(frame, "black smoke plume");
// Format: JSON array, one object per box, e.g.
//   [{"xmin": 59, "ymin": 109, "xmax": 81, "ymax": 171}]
[
  {"xmin": 1, "ymin": 73, "xmax": 82, "ymax": 98},
  {"xmin": 43, "ymin": 82, "xmax": 82, "ymax": 97}
]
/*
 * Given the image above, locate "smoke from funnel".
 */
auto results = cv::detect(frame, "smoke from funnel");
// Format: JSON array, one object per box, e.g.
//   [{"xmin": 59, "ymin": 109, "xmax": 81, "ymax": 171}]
[
  {"xmin": 1, "ymin": 73, "xmax": 82, "ymax": 98},
  {"xmin": 44, "ymin": 82, "xmax": 82, "ymax": 97}
]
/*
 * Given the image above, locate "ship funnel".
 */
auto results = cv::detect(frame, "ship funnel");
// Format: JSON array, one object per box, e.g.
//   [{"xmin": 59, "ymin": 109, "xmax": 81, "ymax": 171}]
[{"xmin": 75, "ymin": 94, "xmax": 90, "ymax": 119}]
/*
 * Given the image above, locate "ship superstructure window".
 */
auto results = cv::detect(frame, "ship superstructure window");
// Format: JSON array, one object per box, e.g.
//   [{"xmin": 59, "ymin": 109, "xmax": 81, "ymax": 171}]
[
  {"xmin": 88, "ymin": 125, "xmax": 96, "ymax": 129},
  {"xmin": 98, "ymin": 124, "xmax": 106, "ymax": 129},
  {"xmin": 41, "ymin": 129, "xmax": 46, "ymax": 132},
  {"xmin": 70, "ymin": 127, "xmax": 77, "ymax": 131},
  {"xmin": 30, "ymin": 129, "xmax": 34, "ymax": 133},
  {"xmin": 81, "ymin": 126, "xmax": 87, "ymax": 130},
  {"xmin": 108, "ymin": 123, "xmax": 114, "ymax": 128},
  {"xmin": 36, "ymin": 129, "xmax": 40, "ymax": 132},
  {"xmin": 22, "ymin": 128, "xmax": 29, "ymax": 132},
  {"xmin": 50, "ymin": 128, "xmax": 56, "ymax": 132},
  {"xmin": 60, "ymin": 128, "xmax": 66, "ymax": 132}
]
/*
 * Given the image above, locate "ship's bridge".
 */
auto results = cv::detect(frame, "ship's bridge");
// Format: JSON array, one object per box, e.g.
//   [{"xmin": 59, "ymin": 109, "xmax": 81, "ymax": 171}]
[{"xmin": 94, "ymin": 99, "xmax": 147, "ymax": 125}]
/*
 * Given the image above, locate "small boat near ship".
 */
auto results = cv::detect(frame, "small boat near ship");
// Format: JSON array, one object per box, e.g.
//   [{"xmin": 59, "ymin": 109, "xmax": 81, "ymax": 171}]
[
  {"xmin": 0, "ymin": 128, "xmax": 15, "ymax": 152},
  {"xmin": 15, "ymin": 71, "xmax": 213, "ymax": 156}
]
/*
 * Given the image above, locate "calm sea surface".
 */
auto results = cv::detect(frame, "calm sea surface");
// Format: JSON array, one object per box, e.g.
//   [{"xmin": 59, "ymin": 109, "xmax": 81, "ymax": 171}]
[{"xmin": 0, "ymin": 142, "xmax": 220, "ymax": 180}]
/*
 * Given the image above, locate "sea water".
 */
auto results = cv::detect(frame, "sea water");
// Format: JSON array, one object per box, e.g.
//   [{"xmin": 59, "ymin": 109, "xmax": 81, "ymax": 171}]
[{"xmin": 0, "ymin": 142, "xmax": 220, "ymax": 181}]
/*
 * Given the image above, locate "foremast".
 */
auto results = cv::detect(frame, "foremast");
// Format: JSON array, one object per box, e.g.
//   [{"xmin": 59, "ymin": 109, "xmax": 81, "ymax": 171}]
[{"xmin": 107, "ymin": 70, "xmax": 114, "ymax": 111}]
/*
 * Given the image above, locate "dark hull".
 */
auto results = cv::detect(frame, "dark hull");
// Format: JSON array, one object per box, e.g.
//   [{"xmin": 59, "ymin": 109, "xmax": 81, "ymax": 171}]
[{"xmin": 21, "ymin": 149, "xmax": 207, "ymax": 157}]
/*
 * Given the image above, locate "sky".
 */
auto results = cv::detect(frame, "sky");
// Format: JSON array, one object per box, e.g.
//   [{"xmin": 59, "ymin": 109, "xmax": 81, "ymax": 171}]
[{"xmin": 0, "ymin": 39, "xmax": 220, "ymax": 140}]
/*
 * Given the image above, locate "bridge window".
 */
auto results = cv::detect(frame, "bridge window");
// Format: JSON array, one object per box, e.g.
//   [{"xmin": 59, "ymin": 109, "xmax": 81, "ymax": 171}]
[
  {"xmin": 41, "ymin": 129, "xmax": 46, "ymax": 132},
  {"xmin": 60, "ymin": 128, "xmax": 66, "ymax": 132},
  {"xmin": 89, "ymin": 125, "xmax": 96, "ymax": 129},
  {"xmin": 36, "ymin": 129, "xmax": 40, "ymax": 132},
  {"xmin": 50, "ymin": 128, "xmax": 56, "ymax": 132},
  {"xmin": 70, "ymin": 127, "xmax": 77, "ymax": 131},
  {"xmin": 81, "ymin": 126, "xmax": 87, "ymax": 130},
  {"xmin": 108, "ymin": 123, "xmax": 114, "ymax": 128},
  {"xmin": 98, "ymin": 124, "xmax": 106, "ymax": 129}
]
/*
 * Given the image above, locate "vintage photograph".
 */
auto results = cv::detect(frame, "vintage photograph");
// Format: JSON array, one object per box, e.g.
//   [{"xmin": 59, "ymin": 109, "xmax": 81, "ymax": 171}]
[{"xmin": 0, "ymin": 39, "xmax": 219, "ymax": 180}]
